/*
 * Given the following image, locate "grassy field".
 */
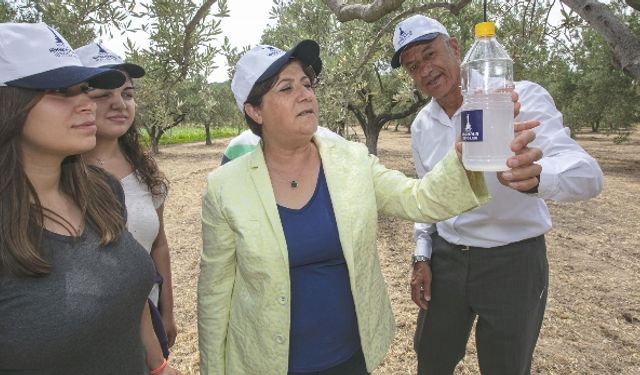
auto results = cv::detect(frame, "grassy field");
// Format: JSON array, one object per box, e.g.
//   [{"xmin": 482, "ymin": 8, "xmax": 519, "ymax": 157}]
[
  {"xmin": 148, "ymin": 124, "xmax": 637, "ymax": 148},
  {"xmin": 140, "ymin": 126, "xmax": 240, "ymax": 146}
]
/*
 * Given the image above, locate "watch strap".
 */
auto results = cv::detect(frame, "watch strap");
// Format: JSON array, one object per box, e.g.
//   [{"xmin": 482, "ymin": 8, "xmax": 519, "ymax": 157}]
[{"xmin": 412, "ymin": 255, "xmax": 430, "ymax": 265}]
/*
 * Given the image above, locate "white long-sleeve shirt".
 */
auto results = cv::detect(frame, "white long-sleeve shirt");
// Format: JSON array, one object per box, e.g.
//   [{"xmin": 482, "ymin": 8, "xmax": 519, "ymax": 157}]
[{"xmin": 412, "ymin": 80, "xmax": 603, "ymax": 257}]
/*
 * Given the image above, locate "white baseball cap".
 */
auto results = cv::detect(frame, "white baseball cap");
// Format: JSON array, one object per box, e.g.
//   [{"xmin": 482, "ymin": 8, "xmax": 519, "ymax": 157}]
[
  {"xmin": 231, "ymin": 40, "xmax": 322, "ymax": 112},
  {"xmin": 75, "ymin": 42, "xmax": 145, "ymax": 78},
  {"xmin": 391, "ymin": 15, "xmax": 449, "ymax": 68},
  {"xmin": 0, "ymin": 23, "xmax": 125, "ymax": 89}
]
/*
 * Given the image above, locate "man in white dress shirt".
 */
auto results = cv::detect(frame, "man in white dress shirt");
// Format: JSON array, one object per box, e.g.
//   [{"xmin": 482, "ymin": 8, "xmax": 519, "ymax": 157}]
[{"xmin": 391, "ymin": 15, "xmax": 604, "ymax": 375}]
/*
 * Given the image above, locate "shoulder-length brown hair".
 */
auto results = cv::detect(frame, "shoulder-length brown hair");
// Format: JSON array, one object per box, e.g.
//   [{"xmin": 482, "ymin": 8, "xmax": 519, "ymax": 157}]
[{"xmin": 0, "ymin": 87, "xmax": 126, "ymax": 276}]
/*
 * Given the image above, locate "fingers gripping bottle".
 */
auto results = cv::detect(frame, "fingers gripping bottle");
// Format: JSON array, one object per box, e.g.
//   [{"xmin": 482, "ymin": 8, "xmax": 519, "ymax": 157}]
[{"xmin": 460, "ymin": 21, "xmax": 514, "ymax": 171}]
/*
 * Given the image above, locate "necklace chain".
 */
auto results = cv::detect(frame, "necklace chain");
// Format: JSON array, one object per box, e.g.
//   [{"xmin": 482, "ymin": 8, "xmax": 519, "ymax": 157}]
[
  {"xmin": 268, "ymin": 167, "xmax": 302, "ymax": 189},
  {"xmin": 264, "ymin": 145, "xmax": 315, "ymax": 190},
  {"xmin": 266, "ymin": 159, "xmax": 308, "ymax": 190}
]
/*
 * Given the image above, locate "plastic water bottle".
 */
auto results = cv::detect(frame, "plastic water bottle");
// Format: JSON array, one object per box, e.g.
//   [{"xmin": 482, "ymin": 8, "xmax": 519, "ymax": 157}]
[{"xmin": 460, "ymin": 21, "xmax": 514, "ymax": 171}]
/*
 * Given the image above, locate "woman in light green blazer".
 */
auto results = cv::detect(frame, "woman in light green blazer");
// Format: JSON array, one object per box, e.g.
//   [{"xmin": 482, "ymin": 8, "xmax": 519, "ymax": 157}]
[{"xmin": 198, "ymin": 40, "xmax": 530, "ymax": 375}]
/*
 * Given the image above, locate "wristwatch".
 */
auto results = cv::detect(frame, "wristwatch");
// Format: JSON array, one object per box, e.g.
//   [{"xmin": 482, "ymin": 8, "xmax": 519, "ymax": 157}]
[{"xmin": 412, "ymin": 255, "xmax": 431, "ymax": 265}]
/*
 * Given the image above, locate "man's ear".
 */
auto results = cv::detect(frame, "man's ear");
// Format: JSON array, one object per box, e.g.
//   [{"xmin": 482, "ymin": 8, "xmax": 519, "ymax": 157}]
[
  {"xmin": 244, "ymin": 103, "xmax": 262, "ymax": 125},
  {"xmin": 448, "ymin": 37, "xmax": 461, "ymax": 60}
]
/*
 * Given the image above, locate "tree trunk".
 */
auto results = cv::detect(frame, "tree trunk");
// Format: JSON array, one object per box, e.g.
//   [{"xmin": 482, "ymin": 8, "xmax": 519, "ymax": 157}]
[
  {"xmin": 151, "ymin": 137, "xmax": 160, "ymax": 155},
  {"xmin": 336, "ymin": 120, "xmax": 346, "ymax": 138},
  {"xmin": 205, "ymin": 124, "xmax": 212, "ymax": 145},
  {"xmin": 364, "ymin": 124, "xmax": 380, "ymax": 155},
  {"xmin": 561, "ymin": 0, "xmax": 640, "ymax": 80},
  {"xmin": 149, "ymin": 125, "xmax": 165, "ymax": 155}
]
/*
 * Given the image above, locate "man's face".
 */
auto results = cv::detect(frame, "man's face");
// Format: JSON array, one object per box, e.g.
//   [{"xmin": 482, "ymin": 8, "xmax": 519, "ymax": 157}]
[{"xmin": 401, "ymin": 36, "xmax": 462, "ymax": 101}]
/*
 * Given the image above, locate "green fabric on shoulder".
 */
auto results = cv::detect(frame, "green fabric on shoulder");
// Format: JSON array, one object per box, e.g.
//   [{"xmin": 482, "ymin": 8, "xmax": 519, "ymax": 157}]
[{"xmin": 224, "ymin": 144, "xmax": 257, "ymax": 161}]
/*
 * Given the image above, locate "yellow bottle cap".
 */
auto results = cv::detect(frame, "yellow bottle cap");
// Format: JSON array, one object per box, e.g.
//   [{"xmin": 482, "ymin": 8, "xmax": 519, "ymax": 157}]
[{"xmin": 475, "ymin": 22, "xmax": 496, "ymax": 37}]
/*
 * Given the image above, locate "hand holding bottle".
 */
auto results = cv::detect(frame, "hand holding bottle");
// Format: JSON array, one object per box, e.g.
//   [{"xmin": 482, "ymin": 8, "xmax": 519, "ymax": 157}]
[{"xmin": 498, "ymin": 119, "xmax": 543, "ymax": 193}]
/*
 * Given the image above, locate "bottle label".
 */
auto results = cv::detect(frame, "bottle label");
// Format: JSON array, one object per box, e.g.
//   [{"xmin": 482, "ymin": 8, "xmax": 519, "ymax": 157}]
[{"xmin": 461, "ymin": 110, "xmax": 483, "ymax": 142}]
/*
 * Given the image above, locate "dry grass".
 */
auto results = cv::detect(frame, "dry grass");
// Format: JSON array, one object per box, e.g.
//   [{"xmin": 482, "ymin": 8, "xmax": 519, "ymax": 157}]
[{"xmin": 156, "ymin": 129, "xmax": 640, "ymax": 374}]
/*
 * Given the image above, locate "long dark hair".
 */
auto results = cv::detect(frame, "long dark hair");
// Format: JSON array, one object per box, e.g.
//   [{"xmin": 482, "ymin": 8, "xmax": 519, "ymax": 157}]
[
  {"xmin": 0, "ymin": 87, "xmax": 126, "ymax": 276},
  {"xmin": 118, "ymin": 71, "xmax": 168, "ymax": 198},
  {"xmin": 118, "ymin": 120, "xmax": 168, "ymax": 198}
]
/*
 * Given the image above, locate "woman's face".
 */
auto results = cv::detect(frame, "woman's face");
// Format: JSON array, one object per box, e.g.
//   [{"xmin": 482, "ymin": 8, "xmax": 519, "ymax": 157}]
[
  {"xmin": 247, "ymin": 61, "xmax": 319, "ymax": 143},
  {"xmin": 21, "ymin": 83, "xmax": 97, "ymax": 159},
  {"xmin": 88, "ymin": 75, "xmax": 136, "ymax": 141}
]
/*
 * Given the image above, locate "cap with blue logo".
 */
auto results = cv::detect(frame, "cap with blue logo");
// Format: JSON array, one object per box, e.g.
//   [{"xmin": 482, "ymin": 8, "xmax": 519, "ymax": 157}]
[
  {"xmin": 231, "ymin": 40, "xmax": 322, "ymax": 112},
  {"xmin": 75, "ymin": 42, "xmax": 145, "ymax": 79},
  {"xmin": 391, "ymin": 15, "xmax": 449, "ymax": 69},
  {"xmin": 0, "ymin": 23, "xmax": 125, "ymax": 90}
]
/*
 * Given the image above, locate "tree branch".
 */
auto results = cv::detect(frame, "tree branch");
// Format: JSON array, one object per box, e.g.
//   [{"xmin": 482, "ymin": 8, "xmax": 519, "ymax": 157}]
[
  {"xmin": 560, "ymin": 0, "xmax": 640, "ymax": 80},
  {"xmin": 380, "ymin": 90, "xmax": 427, "ymax": 123},
  {"xmin": 346, "ymin": 101, "xmax": 368, "ymax": 132},
  {"xmin": 322, "ymin": 0, "xmax": 407, "ymax": 22},
  {"xmin": 350, "ymin": 0, "xmax": 472, "ymax": 73},
  {"xmin": 625, "ymin": 0, "xmax": 640, "ymax": 11},
  {"xmin": 180, "ymin": 0, "xmax": 218, "ymax": 80},
  {"xmin": 170, "ymin": 113, "xmax": 186, "ymax": 128},
  {"xmin": 385, "ymin": 97, "xmax": 425, "ymax": 121},
  {"xmin": 374, "ymin": 64, "xmax": 384, "ymax": 92}
]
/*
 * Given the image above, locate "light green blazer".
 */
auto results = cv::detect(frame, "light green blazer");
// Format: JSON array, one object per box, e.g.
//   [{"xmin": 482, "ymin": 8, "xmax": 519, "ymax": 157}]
[{"xmin": 198, "ymin": 136, "xmax": 489, "ymax": 375}]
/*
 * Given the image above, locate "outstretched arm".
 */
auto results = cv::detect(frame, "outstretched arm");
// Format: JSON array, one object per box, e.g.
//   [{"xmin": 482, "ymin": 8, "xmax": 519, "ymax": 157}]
[{"xmin": 498, "ymin": 83, "xmax": 603, "ymax": 200}]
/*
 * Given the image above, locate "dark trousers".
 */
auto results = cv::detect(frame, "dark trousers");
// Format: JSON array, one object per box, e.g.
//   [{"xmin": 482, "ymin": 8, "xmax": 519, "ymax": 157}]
[
  {"xmin": 288, "ymin": 348, "xmax": 368, "ymax": 375},
  {"xmin": 415, "ymin": 233, "xmax": 548, "ymax": 375}
]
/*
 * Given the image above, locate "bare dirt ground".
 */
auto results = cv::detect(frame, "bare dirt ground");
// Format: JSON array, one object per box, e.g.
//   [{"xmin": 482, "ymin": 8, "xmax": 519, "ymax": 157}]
[{"xmin": 156, "ymin": 129, "xmax": 640, "ymax": 375}]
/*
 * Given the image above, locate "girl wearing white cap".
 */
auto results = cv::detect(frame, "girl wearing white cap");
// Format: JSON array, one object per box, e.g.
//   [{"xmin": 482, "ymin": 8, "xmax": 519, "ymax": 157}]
[
  {"xmin": 198, "ymin": 40, "xmax": 494, "ymax": 374},
  {"xmin": 74, "ymin": 42, "xmax": 181, "ymax": 374},
  {"xmin": 0, "ymin": 23, "xmax": 171, "ymax": 374}
]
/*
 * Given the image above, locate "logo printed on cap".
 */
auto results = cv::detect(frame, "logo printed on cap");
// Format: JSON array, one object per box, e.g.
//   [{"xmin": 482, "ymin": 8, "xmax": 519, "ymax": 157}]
[
  {"xmin": 47, "ymin": 27, "xmax": 75, "ymax": 58},
  {"xmin": 397, "ymin": 26, "xmax": 413, "ymax": 45},
  {"xmin": 262, "ymin": 46, "xmax": 283, "ymax": 57},
  {"xmin": 91, "ymin": 44, "xmax": 120, "ymax": 63}
]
